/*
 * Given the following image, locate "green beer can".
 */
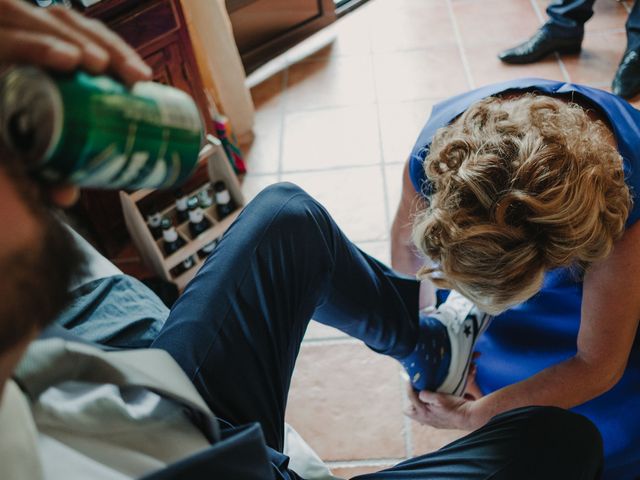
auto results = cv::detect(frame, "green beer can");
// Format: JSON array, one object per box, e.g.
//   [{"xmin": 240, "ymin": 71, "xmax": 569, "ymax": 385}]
[{"xmin": 0, "ymin": 67, "xmax": 203, "ymax": 189}]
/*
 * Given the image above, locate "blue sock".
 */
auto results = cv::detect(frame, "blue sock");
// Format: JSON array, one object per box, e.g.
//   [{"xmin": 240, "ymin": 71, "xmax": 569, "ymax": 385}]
[{"xmin": 398, "ymin": 312, "xmax": 452, "ymax": 391}]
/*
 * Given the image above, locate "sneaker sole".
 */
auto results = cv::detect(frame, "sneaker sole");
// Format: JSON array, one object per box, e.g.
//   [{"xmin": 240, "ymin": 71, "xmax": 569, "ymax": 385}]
[{"xmin": 437, "ymin": 312, "xmax": 492, "ymax": 396}]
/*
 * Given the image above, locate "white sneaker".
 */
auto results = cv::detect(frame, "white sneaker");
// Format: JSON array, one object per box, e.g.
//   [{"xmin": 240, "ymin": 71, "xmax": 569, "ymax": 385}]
[{"xmin": 435, "ymin": 290, "xmax": 492, "ymax": 396}]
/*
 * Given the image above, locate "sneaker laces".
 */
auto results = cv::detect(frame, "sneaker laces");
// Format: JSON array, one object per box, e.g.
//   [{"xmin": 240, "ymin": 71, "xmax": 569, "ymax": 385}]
[{"xmin": 439, "ymin": 303, "xmax": 469, "ymax": 335}]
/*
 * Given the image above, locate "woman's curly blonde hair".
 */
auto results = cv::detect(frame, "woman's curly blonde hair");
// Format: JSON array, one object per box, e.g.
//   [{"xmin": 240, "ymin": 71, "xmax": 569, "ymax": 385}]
[{"xmin": 412, "ymin": 94, "xmax": 631, "ymax": 315}]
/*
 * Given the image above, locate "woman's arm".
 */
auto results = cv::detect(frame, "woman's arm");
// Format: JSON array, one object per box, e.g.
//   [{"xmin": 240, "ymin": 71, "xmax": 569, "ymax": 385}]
[
  {"xmin": 391, "ymin": 162, "xmax": 425, "ymax": 275},
  {"xmin": 411, "ymin": 220, "xmax": 640, "ymax": 430},
  {"xmin": 391, "ymin": 162, "xmax": 426, "ymax": 275},
  {"xmin": 391, "ymin": 162, "xmax": 435, "ymax": 308}
]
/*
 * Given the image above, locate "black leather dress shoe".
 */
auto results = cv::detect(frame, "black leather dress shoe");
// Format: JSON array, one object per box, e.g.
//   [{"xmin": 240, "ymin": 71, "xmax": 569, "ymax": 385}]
[
  {"xmin": 612, "ymin": 49, "xmax": 640, "ymax": 100},
  {"xmin": 498, "ymin": 28, "xmax": 582, "ymax": 64}
]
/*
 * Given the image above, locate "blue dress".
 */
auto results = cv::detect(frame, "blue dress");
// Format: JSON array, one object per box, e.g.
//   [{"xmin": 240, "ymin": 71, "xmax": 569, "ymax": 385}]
[{"xmin": 408, "ymin": 78, "xmax": 640, "ymax": 480}]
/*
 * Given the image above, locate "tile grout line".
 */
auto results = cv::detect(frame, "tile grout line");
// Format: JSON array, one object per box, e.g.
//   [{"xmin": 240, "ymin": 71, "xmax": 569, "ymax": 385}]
[
  {"xmin": 244, "ymin": 158, "xmax": 403, "ymax": 179},
  {"xmin": 325, "ymin": 458, "xmax": 406, "ymax": 469},
  {"xmin": 282, "ymin": 98, "xmax": 433, "ymax": 115},
  {"xmin": 554, "ymin": 52, "xmax": 572, "ymax": 83},
  {"xmin": 258, "ymin": 162, "xmax": 388, "ymax": 177},
  {"xmin": 373, "ymin": 96, "xmax": 394, "ymax": 237},
  {"xmin": 281, "ymin": 161, "xmax": 383, "ymax": 175},
  {"xmin": 529, "ymin": 0, "xmax": 571, "ymax": 82},
  {"xmin": 399, "ymin": 367, "xmax": 414, "ymax": 460},
  {"xmin": 373, "ymin": 3, "xmax": 402, "ymax": 237},
  {"xmin": 445, "ymin": 0, "xmax": 475, "ymax": 90},
  {"xmin": 302, "ymin": 337, "xmax": 362, "ymax": 346},
  {"xmin": 276, "ymin": 67, "xmax": 288, "ymax": 183},
  {"xmin": 366, "ymin": 2, "xmax": 391, "ymax": 236},
  {"xmin": 528, "ymin": 0, "xmax": 545, "ymax": 25}
]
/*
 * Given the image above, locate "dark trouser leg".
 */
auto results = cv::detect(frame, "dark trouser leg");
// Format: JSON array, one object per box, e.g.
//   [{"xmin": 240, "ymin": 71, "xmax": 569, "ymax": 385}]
[
  {"xmin": 151, "ymin": 183, "xmax": 420, "ymax": 451},
  {"xmin": 149, "ymin": 185, "xmax": 602, "ymax": 480},
  {"xmin": 545, "ymin": 0, "xmax": 596, "ymax": 38},
  {"xmin": 356, "ymin": 407, "xmax": 603, "ymax": 480},
  {"xmin": 627, "ymin": 0, "xmax": 640, "ymax": 51}
]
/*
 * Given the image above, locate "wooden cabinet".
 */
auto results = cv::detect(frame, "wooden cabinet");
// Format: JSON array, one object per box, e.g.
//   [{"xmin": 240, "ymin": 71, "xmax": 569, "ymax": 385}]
[
  {"xmin": 75, "ymin": 0, "xmax": 214, "ymax": 256},
  {"xmin": 107, "ymin": 0, "xmax": 180, "ymax": 50},
  {"xmin": 84, "ymin": 0, "xmax": 213, "ymax": 133},
  {"xmin": 146, "ymin": 44, "xmax": 192, "ymax": 93},
  {"xmin": 226, "ymin": 0, "xmax": 336, "ymax": 73}
]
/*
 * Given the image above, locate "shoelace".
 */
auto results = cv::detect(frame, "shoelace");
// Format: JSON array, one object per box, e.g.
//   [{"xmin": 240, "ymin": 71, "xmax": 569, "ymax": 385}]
[{"xmin": 437, "ymin": 303, "xmax": 471, "ymax": 335}]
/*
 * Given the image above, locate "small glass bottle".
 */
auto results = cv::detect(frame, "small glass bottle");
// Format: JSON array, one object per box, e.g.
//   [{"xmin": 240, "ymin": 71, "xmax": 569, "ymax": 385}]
[
  {"xmin": 214, "ymin": 180, "xmax": 236, "ymax": 219},
  {"xmin": 174, "ymin": 189, "xmax": 190, "ymax": 224},
  {"xmin": 198, "ymin": 239, "xmax": 218, "ymax": 259},
  {"xmin": 171, "ymin": 254, "xmax": 197, "ymax": 277},
  {"xmin": 180, "ymin": 255, "xmax": 197, "ymax": 273},
  {"xmin": 162, "ymin": 218, "xmax": 185, "ymax": 256},
  {"xmin": 188, "ymin": 196, "xmax": 211, "ymax": 238},
  {"xmin": 147, "ymin": 209, "xmax": 163, "ymax": 240},
  {"xmin": 182, "ymin": 255, "xmax": 196, "ymax": 270},
  {"xmin": 198, "ymin": 187, "xmax": 213, "ymax": 209}
]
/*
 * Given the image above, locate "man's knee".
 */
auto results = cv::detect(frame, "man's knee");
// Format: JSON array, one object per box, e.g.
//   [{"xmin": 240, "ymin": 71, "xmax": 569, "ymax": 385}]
[
  {"xmin": 502, "ymin": 406, "xmax": 603, "ymax": 476},
  {"xmin": 255, "ymin": 182, "xmax": 307, "ymax": 203},
  {"xmin": 249, "ymin": 182, "xmax": 326, "ymax": 229},
  {"xmin": 544, "ymin": 408, "xmax": 602, "ymax": 461}
]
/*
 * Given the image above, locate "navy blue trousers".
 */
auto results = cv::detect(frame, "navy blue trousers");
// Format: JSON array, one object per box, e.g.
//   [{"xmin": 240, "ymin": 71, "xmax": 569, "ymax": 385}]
[
  {"xmin": 151, "ymin": 183, "xmax": 603, "ymax": 479},
  {"xmin": 545, "ymin": 0, "xmax": 640, "ymax": 50}
]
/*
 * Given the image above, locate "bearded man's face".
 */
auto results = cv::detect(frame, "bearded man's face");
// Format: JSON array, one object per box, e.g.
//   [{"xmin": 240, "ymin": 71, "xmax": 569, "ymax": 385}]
[{"xmin": 0, "ymin": 156, "xmax": 85, "ymax": 394}]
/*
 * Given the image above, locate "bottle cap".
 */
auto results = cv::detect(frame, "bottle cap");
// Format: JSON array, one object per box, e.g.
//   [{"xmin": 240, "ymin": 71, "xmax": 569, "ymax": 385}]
[
  {"xmin": 216, "ymin": 190, "xmax": 231, "ymax": 205},
  {"xmin": 176, "ymin": 195, "xmax": 189, "ymax": 211},
  {"xmin": 162, "ymin": 223, "xmax": 178, "ymax": 243},
  {"xmin": 147, "ymin": 212, "xmax": 163, "ymax": 227},
  {"xmin": 201, "ymin": 239, "xmax": 217, "ymax": 253},
  {"xmin": 198, "ymin": 189, "xmax": 213, "ymax": 207},
  {"xmin": 182, "ymin": 256, "xmax": 195, "ymax": 268},
  {"xmin": 187, "ymin": 196, "xmax": 199, "ymax": 210},
  {"xmin": 189, "ymin": 208, "xmax": 204, "ymax": 223}
]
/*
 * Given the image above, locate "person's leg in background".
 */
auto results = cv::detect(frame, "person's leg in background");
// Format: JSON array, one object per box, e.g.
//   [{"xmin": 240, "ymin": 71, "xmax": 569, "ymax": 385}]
[
  {"xmin": 545, "ymin": 0, "xmax": 596, "ymax": 38},
  {"xmin": 356, "ymin": 407, "xmax": 603, "ymax": 480},
  {"xmin": 498, "ymin": 0, "xmax": 595, "ymax": 63},
  {"xmin": 612, "ymin": 0, "xmax": 640, "ymax": 98},
  {"xmin": 151, "ymin": 183, "xmax": 602, "ymax": 479},
  {"xmin": 627, "ymin": 0, "xmax": 640, "ymax": 50}
]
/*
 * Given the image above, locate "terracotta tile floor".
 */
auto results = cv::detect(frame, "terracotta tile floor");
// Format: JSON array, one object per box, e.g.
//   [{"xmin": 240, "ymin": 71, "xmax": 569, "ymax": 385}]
[{"xmin": 239, "ymin": 0, "xmax": 637, "ymax": 477}]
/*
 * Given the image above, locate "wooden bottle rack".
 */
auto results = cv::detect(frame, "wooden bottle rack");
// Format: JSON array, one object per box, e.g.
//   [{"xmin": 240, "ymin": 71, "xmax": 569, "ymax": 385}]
[{"xmin": 120, "ymin": 139, "xmax": 245, "ymax": 290}]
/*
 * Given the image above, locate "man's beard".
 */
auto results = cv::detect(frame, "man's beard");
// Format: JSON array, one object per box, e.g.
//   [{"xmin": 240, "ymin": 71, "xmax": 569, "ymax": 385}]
[{"xmin": 0, "ymin": 168, "xmax": 86, "ymax": 353}]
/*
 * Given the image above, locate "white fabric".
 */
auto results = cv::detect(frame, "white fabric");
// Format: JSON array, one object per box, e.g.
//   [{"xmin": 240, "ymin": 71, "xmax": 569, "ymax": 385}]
[
  {"xmin": 34, "ymin": 382, "xmax": 210, "ymax": 478},
  {"xmin": 39, "ymin": 434, "xmax": 131, "ymax": 480},
  {"xmin": 0, "ymin": 379, "xmax": 212, "ymax": 480},
  {"xmin": 284, "ymin": 423, "xmax": 343, "ymax": 480},
  {"xmin": 66, "ymin": 227, "xmax": 122, "ymax": 290},
  {"xmin": 0, "ymin": 354, "xmax": 340, "ymax": 480},
  {"xmin": 0, "ymin": 381, "xmax": 44, "ymax": 480}
]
